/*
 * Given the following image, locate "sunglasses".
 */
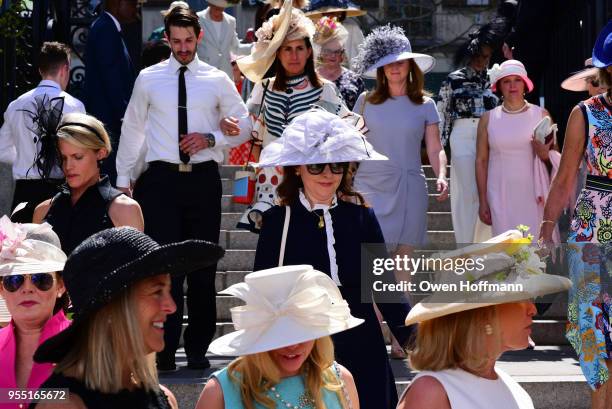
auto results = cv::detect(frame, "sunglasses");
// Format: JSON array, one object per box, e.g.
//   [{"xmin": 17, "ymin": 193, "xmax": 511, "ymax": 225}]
[
  {"xmin": 321, "ymin": 48, "xmax": 344, "ymax": 57},
  {"xmin": 2, "ymin": 273, "xmax": 56, "ymax": 292},
  {"xmin": 305, "ymin": 162, "xmax": 349, "ymax": 175}
]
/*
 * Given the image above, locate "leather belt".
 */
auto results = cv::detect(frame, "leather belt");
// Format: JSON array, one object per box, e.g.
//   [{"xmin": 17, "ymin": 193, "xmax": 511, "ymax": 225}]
[{"xmin": 148, "ymin": 160, "xmax": 216, "ymax": 173}]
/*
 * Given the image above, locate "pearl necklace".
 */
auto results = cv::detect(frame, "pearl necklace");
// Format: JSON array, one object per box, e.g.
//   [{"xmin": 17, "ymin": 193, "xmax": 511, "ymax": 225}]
[
  {"xmin": 501, "ymin": 100, "xmax": 528, "ymax": 114},
  {"xmin": 269, "ymin": 386, "xmax": 315, "ymax": 409}
]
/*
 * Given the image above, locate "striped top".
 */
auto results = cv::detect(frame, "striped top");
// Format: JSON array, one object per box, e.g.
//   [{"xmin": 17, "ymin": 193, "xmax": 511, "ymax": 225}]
[{"xmin": 247, "ymin": 75, "xmax": 347, "ymax": 145}]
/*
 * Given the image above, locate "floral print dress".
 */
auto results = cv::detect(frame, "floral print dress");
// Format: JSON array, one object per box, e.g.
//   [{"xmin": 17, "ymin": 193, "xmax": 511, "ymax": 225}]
[{"xmin": 567, "ymin": 94, "xmax": 612, "ymax": 390}]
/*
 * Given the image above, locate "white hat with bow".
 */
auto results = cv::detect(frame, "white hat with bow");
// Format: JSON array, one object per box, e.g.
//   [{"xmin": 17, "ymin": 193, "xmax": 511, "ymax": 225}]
[{"xmin": 208, "ymin": 265, "xmax": 364, "ymax": 356}]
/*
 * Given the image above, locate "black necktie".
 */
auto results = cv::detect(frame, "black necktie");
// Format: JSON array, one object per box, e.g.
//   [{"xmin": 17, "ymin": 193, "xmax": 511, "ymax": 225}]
[{"xmin": 178, "ymin": 66, "xmax": 190, "ymax": 164}]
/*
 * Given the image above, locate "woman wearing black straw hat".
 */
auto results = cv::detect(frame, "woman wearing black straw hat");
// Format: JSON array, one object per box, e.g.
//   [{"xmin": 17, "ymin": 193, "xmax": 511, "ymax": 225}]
[{"xmin": 30, "ymin": 227, "xmax": 224, "ymax": 409}]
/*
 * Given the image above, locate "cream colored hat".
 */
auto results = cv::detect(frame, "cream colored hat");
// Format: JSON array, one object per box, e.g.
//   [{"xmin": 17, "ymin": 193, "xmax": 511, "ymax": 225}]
[
  {"xmin": 207, "ymin": 0, "xmax": 240, "ymax": 8},
  {"xmin": 313, "ymin": 16, "xmax": 348, "ymax": 48},
  {"xmin": 561, "ymin": 58, "xmax": 600, "ymax": 92},
  {"xmin": 404, "ymin": 230, "xmax": 572, "ymax": 325},
  {"xmin": 237, "ymin": 0, "xmax": 315, "ymax": 83},
  {"xmin": 208, "ymin": 265, "xmax": 363, "ymax": 356},
  {"xmin": 160, "ymin": 1, "xmax": 189, "ymax": 16},
  {"xmin": 0, "ymin": 216, "xmax": 66, "ymax": 277}
]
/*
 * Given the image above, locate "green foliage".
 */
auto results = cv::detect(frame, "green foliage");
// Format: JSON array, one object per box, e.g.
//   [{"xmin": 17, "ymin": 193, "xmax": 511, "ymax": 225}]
[{"xmin": 0, "ymin": 0, "xmax": 29, "ymax": 56}]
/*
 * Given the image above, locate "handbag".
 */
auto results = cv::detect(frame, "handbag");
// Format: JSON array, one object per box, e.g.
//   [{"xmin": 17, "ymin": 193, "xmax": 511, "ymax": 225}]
[
  {"xmin": 533, "ymin": 115, "xmax": 557, "ymax": 144},
  {"xmin": 232, "ymin": 80, "xmax": 271, "ymax": 204},
  {"xmin": 278, "ymin": 206, "xmax": 291, "ymax": 266}
]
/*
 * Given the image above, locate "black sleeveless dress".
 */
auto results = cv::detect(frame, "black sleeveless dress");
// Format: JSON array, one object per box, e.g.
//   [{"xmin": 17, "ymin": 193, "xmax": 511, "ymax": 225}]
[
  {"xmin": 29, "ymin": 372, "xmax": 171, "ymax": 409},
  {"xmin": 44, "ymin": 176, "xmax": 123, "ymax": 254}
]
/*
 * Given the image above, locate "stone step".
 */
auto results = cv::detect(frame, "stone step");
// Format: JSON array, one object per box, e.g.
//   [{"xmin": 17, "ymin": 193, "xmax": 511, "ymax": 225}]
[
  {"xmin": 428, "ymin": 194, "xmax": 451, "ymax": 212},
  {"xmin": 217, "ymin": 249, "xmax": 255, "ymax": 271},
  {"xmin": 221, "ymin": 178, "xmax": 232, "ymax": 195},
  {"xmin": 219, "ymin": 229, "xmax": 456, "ymax": 250},
  {"xmin": 162, "ymin": 346, "xmax": 587, "ymax": 409},
  {"xmin": 221, "ymin": 210, "xmax": 453, "ymax": 231}
]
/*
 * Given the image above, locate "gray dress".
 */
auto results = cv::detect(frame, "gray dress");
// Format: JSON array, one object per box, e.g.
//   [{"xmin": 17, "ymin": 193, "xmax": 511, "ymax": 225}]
[{"xmin": 353, "ymin": 93, "xmax": 440, "ymax": 246}]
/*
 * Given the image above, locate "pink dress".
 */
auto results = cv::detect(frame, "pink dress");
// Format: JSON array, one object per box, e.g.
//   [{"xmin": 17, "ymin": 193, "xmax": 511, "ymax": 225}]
[
  {"xmin": 0, "ymin": 310, "xmax": 71, "ymax": 409},
  {"xmin": 486, "ymin": 104, "xmax": 545, "ymax": 237}
]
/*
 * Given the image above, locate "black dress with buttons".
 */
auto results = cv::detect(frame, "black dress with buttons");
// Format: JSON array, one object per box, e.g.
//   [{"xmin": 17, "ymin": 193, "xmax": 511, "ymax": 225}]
[
  {"xmin": 43, "ymin": 176, "xmax": 123, "ymax": 254},
  {"xmin": 254, "ymin": 200, "xmax": 413, "ymax": 409}
]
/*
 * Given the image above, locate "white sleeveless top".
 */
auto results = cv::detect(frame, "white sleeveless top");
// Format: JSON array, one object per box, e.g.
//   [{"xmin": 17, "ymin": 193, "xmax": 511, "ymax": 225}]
[{"xmin": 400, "ymin": 368, "xmax": 534, "ymax": 409}]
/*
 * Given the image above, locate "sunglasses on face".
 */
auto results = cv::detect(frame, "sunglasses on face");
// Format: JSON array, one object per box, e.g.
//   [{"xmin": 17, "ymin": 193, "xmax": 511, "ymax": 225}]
[
  {"xmin": 2, "ymin": 273, "xmax": 56, "ymax": 292},
  {"xmin": 321, "ymin": 48, "xmax": 344, "ymax": 57},
  {"xmin": 305, "ymin": 162, "xmax": 349, "ymax": 175}
]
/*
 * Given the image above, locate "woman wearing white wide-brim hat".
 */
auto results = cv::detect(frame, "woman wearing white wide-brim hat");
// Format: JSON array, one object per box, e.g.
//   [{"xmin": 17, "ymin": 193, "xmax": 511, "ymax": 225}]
[
  {"xmin": 196, "ymin": 265, "xmax": 362, "ymax": 409},
  {"xmin": 351, "ymin": 25, "xmax": 448, "ymax": 253},
  {"xmin": 397, "ymin": 231, "xmax": 572, "ymax": 409},
  {"xmin": 253, "ymin": 109, "xmax": 412, "ymax": 409},
  {"xmin": 234, "ymin": 0, "xmax": 352, "ymax": 234}
]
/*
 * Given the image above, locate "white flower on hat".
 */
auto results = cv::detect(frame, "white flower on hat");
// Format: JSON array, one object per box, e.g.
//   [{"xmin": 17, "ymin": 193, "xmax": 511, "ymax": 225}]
[
  {"xmin": 0, "ymin": 216, "xmax": 30, "ymax": 260},
  {"xmin": 257, "ymin": 108, "xmax": 387, "ymax": 167},
  {"xmin": 488, "ymin": 63, "xmax": 503, "ymax": 85}
]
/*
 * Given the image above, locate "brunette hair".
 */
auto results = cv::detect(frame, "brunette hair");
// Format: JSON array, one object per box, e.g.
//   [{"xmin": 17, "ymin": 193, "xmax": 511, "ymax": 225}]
[
  {"xmin": 367, "ymin": 59, "xmax": 430, "ymax": 105},
  {"xmin": 164, "ymin": 6, "xmax": 201, "ymax": 38},
  {"xmin": 276, "ymin": 165, "xmax": 365, "ymax": 206},
  {"xmin": 273, "ymin": 37, "xmax": 323, "ymax": 91},
  {"xmin": 39, "ymin": 42, "xmax": 71, "ymax": 76},
  {"xmin": 598, "ymin": 67, "xmax": 612, "ymax": 90}
]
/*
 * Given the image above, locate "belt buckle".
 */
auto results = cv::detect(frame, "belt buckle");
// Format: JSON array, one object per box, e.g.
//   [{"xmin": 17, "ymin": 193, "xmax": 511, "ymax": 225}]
[{"xmin": 178, "ymin": 163, "xmax": 192, "ymax": 172}]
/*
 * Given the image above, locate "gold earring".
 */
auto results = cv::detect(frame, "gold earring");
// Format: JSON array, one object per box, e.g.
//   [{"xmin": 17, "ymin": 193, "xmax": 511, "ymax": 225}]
[{"xmin": 484, "ymin": 324, "xmax": 493, "ymax": 335}]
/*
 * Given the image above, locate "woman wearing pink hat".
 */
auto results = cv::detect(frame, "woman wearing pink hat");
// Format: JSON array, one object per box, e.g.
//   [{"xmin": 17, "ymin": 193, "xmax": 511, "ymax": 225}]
[
  {"xmin": 539, "ymin": 20, "xmax": 612, "ymax": 408},
  {"xmin": 476, "ymin": 59, "xmax": 559, "ymax": 239}
]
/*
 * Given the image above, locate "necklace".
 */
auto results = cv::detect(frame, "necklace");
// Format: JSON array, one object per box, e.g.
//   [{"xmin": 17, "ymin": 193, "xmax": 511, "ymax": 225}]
[
  {"xmin": 314, "ymin": 210, "xmax": 325, "ymax": 229},
  {"xmin": 501, "ymin": 100, "xmax": 528, "ymax": 114},
  {"xmin": 269, "ymin": 386, "xmax": 315, "ymax": 409}
]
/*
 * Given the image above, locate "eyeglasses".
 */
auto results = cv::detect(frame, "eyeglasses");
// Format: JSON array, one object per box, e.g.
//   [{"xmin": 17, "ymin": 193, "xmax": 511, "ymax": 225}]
[
  {"xmin": 305, "ymin": 162, "xmax": 349, "ymax": 175},
  {"xmin": 321, "ymin": 48, "xmax": 344, "ymax": 57},
  {"xmin": 2, "ymin": 273, "xmax": 56, "ymax": 292}
]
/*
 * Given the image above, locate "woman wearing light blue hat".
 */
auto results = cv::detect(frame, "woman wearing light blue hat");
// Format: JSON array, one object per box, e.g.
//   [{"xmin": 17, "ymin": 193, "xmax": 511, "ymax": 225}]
[
  {"xmin": 252, "ymin": 108, "xmax": 413, "ymax": 409},
  {"xmin": 540, "ymin": 19, "xmax": 612, "ymax": 407},
  {"xmin": 351, "ymin": 25, "xmax": 449, "ymax": 253}
]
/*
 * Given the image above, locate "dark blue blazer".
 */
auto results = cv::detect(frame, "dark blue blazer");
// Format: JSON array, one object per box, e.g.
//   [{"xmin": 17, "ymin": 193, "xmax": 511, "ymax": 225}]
[
  {"xmin": 84, "ymin": 12, "xmax": 136, "ymax": 137},
  {"xmin": 255, "ymin": 200, "xmax": 412, "ymax": 409}
]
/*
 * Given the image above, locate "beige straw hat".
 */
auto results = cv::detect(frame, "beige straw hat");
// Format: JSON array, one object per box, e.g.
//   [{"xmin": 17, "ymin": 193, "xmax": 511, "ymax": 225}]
[
  {"xmin": 237, "ymin": 0, "xmax": 315, "ymax": 83},
  {"xmin": 405, "ymin": 230, "xmax": 572, "ymax": 325}
]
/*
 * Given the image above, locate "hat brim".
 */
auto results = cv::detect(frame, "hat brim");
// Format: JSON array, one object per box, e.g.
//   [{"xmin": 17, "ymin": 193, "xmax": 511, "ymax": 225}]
[
  {"xmin": 592, "ymin": 21, "xmax": 612, "ymax": 68},
  {"xmin": 404, "ymin": 273, "xmax": 572, "ymax": 325},
  {"xmin": 34, "ymin": 240, "xmax": 225, "ymax": 363},
  {"xmin": 561, "ymin": 67, "xmax": 599, "ymax": 92},
  {"xmin": 207, "ymin": 0, "xmax": 239, "ymax": 7},
  {"xmin": 0, "ymin": 261, "xmax": 65, "ymax": 276},
  {"xmin": 364, "ymin": 51, "xmax": 436, "ymax": 78},
  {"xmin": 305, "ymin": 7, "xmax": 366, "ymax": 18},
  {"xmin": 208, "ymin": 315, "xmax": 364, "ymax": 356}
]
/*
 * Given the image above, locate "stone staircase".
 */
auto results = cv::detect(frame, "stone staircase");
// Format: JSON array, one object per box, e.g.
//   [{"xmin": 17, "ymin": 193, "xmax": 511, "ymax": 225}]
[{"xmin": 162, "ymin": 165, "xmax": 589, "ymax": 409}]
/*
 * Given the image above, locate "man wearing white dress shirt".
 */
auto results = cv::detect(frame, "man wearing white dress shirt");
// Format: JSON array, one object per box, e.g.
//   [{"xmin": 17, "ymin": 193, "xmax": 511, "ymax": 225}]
[
  {"xmin": 196, "ymin": 0, "xmax": 252, "ymax": 78},
  {"xmin": 116, "ymin": 6, "xmax": 251, "ymax": 371},
  {"xmin": 0, "ymin": 42, "xmax": 85, "ymax": 223}
]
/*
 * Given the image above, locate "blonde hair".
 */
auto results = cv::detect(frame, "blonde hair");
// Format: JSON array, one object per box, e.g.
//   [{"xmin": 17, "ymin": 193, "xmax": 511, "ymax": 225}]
[
  {"xmin": 57, "ymin": 112, "xmax": 112, "ymax": 153},
  {"xmin": 408, "ymin": 306, "xmax": 500, "ymax": 374},
  {"xmin": 55, "ymin": 287, "xmax": 159, "ymax": 393},
  {"xmin": 368, "ymin": 59, "xmax": 431, "ymax": 105},
  {"xmin": 227, "ymin": 337, "xmax": 346, "ymax": 409}
]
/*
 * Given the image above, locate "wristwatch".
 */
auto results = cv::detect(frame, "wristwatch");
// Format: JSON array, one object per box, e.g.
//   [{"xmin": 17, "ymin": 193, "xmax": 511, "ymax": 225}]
[{"xmin": 205, "ymin": 133, "xmax": 216, "ymax": 148}]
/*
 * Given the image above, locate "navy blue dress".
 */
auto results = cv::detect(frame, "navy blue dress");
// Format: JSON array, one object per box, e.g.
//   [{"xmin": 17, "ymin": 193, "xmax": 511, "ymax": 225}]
[{"xmin": 254, "ymin": 199, "xmax": 412, "ymax": 409}]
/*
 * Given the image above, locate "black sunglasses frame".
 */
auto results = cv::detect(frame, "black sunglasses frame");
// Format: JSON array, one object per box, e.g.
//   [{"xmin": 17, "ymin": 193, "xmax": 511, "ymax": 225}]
[
  {"xmin": 2, "ymin": 273, "xmax": 56, "ymax": 293},
  {"xmin": 305, "ymin": 162, "xmax": 349, "ymax": 175}
]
